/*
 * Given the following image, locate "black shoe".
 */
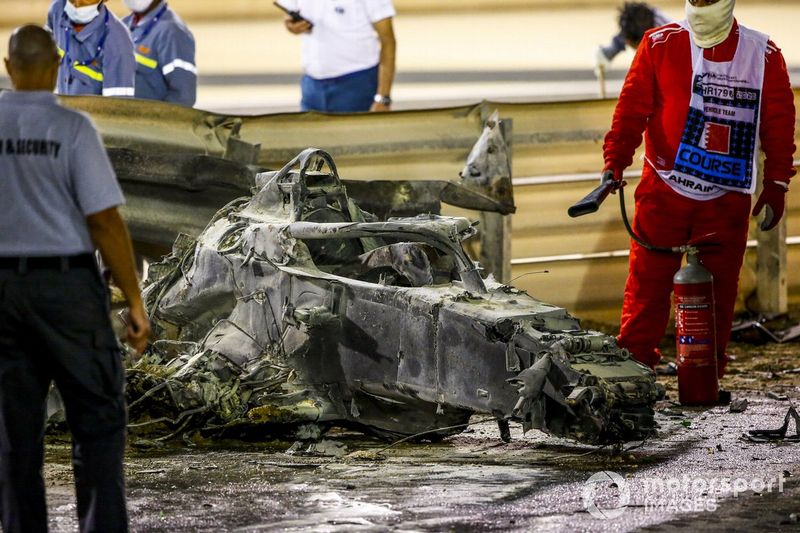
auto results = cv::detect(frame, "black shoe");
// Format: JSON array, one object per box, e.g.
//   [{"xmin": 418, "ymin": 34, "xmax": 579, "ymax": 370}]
[{"xmin": 718, "ymin": 389, "xmax": 731, "ymax": 405}]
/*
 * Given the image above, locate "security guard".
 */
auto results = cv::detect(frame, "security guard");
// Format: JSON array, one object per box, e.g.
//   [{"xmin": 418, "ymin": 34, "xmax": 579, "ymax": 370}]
[
  {"xmin": 0, "ymin": 25, "xmax": 150, "ymax": 532},
  {"xmin": 122, "ymin": 0, "xmax": 197, "ymax": 106},
  {"xmin": 47, "ymin": 0, "xmax": 136, "ymax": 97}
]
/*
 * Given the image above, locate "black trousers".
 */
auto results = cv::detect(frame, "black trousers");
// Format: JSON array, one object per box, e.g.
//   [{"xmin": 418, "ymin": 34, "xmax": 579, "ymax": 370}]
[{"xmin": 0, "ymin": 266, "xmax": 128, "ymax": 533}]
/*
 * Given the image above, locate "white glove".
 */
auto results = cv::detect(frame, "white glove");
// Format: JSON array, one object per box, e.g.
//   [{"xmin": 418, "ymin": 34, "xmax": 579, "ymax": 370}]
[{"xmin": 594, "ymin": 46, "xmax": 611, "ymax": 77}]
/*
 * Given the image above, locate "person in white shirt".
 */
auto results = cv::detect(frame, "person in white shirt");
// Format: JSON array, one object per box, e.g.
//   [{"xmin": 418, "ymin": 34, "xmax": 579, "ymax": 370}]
[{"xmin": 280, "ymin": 0, "xmax": 396, "ymax": 113}]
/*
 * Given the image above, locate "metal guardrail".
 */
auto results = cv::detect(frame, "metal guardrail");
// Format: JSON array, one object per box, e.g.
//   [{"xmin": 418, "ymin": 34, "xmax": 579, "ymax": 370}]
[
  {"xmin": 62, "ymin": 88, "xmax": 800, "ymax": 322},
  {"xmin": 513, "ymin": 234, "xmax": 800, "ymax": 266}
]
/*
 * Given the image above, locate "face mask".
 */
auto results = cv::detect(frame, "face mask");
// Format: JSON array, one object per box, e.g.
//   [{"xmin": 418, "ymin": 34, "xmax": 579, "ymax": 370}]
[
  {"xmin": 64, "ymin": 1, "xmax": 101, "ymax": 24},
  {"xmin": 124, "ymin": 0, "xmax": 153, "ymax": 13},
  {"xmin": 685, "ymin": 0, "xmax": 735, "ymax": 48}
]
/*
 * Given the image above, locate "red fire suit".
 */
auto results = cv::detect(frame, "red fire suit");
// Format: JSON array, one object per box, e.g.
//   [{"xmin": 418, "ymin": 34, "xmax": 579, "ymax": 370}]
[{"xmin": 603, "ymin": 20, "xmax": 796, "ymax": 375}]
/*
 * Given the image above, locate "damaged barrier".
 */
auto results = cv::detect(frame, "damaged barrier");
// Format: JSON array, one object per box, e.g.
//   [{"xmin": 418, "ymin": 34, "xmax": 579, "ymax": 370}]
[{"xmin": 59, "ymin": 89, "xmax": 800, "ymax": 321}]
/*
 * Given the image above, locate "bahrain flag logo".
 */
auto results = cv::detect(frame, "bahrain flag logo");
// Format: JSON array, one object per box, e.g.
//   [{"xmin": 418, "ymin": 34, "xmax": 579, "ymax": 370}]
[{"xmin": 700, "ymin": 122, "xmax": 731, "ymax": 155}]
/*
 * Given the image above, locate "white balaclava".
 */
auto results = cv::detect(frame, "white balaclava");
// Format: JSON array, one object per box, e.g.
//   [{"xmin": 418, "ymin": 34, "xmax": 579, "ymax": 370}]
[{"xmin": 686, "ymin": 0, "xmax": 736, "ymax": 48}]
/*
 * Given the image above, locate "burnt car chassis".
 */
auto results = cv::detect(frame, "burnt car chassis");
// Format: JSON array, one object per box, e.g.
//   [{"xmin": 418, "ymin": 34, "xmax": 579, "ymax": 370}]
[{"xmin": 128, "ymin": 146, "xmax": 664, "ymax": 446}]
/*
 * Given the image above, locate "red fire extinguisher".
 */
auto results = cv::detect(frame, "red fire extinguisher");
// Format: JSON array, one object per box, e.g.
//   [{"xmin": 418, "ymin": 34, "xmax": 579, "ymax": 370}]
[
  {"xmin": 673, "ymin": 248, "xmax": 719, "ymax": 405},
  {"xmin": 569, "ymin": 172, "xmax": 721, "ymax": 405}
]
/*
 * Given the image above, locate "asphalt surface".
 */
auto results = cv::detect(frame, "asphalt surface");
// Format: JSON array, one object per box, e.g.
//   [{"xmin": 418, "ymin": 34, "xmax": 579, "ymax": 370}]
[
  {"xmin": 40, "ymin": 329, "xmax": 800, "ymax": 531},
  {"xmin": 42, "ymin": 391, "xmax": 800, "ymax": 532}
]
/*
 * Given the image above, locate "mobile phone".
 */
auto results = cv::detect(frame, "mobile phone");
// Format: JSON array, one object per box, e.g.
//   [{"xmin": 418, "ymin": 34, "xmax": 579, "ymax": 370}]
[{"xmin": 273, "ymin": 2, "xmax": 313, "ymax": 29}]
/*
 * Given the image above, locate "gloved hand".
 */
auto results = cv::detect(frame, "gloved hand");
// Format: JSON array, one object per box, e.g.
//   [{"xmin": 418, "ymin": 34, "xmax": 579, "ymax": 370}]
[
  {"xmin": 602, "ymin": 167, "xmax": 625, "ymax": 191},
  {"xmin": 594, "ymin": 46, "xmax": 611, "ymax": 77},
  {"xmin": 752, "ymin": 180, "xmax": 789, "ymax": 231}
]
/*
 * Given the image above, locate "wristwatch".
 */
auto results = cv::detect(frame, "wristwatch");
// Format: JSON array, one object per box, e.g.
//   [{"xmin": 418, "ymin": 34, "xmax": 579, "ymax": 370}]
[{"xmin": 373, "ymin": 94, "xmax": 392, "ymax": 106}]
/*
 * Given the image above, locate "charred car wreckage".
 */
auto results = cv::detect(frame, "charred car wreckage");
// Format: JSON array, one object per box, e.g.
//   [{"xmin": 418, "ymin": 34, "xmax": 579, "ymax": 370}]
[{"xmin": 119, "ymin": 117, "xmax": 664, "ymax": 446}]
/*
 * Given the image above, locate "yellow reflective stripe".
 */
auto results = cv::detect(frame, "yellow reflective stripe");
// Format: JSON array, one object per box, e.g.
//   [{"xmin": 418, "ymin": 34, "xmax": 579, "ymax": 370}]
[
  {"xmin": 135, "ymin": 53, "xmax": 158, "ymax": 69},
  {"xmin": 57, "ymin": 45, "xmax": 103, "ymax": 82},
  {"xmin": 72, "ymin": 64, "xmax": 103, "ymax": 82},
  {"xmin": 57, "ymin": 46, "xmax": 103, "ymax": 82}
]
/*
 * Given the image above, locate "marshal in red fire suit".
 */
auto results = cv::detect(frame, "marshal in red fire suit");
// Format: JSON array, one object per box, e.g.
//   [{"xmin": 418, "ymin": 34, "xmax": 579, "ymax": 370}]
[{"xmin": 603, "ymin": 20, "xmax": 796, "ymax": 376}]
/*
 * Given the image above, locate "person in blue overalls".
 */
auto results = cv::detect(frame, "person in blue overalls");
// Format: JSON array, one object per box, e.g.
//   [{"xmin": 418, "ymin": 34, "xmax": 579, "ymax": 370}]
[
  {"xmin": 47, "ymin": 0, "xmax": 136, "ymax": 97},
  {"xmin": 122, "ymin": 0, "xmax": 197, "ymax": 107}
]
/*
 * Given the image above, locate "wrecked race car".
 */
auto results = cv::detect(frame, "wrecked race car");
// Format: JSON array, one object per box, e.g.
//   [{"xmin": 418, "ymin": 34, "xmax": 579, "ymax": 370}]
[{"xmin": 129, "ymin": 148, "xmax": 664, "ymax": 445}]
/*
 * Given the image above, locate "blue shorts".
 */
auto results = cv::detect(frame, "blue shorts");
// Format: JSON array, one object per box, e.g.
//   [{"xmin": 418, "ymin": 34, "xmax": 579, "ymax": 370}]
[{"xmin": 300, "ymin": 65, "xmax": 379, "ymax": 113}]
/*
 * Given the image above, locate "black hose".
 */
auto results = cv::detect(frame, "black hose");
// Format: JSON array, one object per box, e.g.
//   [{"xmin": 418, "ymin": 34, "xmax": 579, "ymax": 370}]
[{"xmin": 618, "ymin": 185, "xmax": 680, "ymax": 254}]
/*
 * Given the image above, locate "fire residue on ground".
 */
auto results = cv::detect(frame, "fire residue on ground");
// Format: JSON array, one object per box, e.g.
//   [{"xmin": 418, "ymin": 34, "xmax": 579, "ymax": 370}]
[{"xmin": 42, "ymin": 309, "xmax": 800, "ymax": 532}]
